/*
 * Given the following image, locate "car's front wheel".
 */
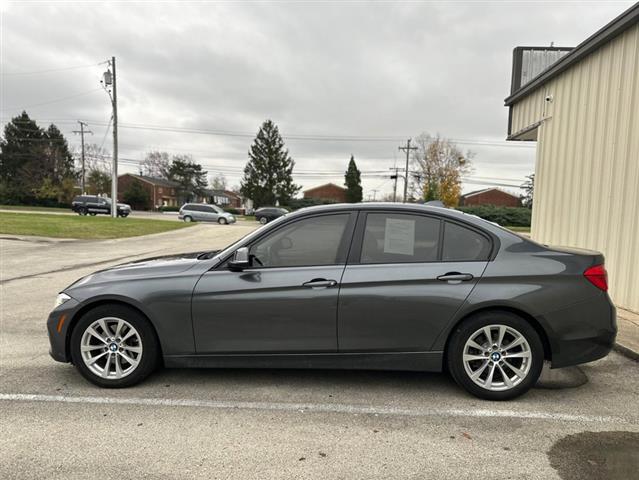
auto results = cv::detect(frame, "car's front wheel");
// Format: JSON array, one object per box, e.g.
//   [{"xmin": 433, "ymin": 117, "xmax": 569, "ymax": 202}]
[
  {"xmin": 447, "ymin": 311, "xmax": 544, "ymax": 400},
  {"xmin": 258, "ymin": 216, "xmax": 268, "ymax": 224},
  {"xmin": 70, "ymin": 304, "xmax": 160, "ymax": 388},
  {"xmin": 218, "ymin": 217, "xmax": 227, "ymax": 225}
]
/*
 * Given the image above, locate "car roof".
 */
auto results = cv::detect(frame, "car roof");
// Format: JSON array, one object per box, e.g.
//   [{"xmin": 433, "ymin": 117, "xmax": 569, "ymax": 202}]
[{"xmin": 287, "ymin": 202, "xmax": 514, "ymax": 239}]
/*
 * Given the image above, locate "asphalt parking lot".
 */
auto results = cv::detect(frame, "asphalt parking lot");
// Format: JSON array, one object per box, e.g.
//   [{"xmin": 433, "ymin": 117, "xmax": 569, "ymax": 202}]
[{"xmin": 1, "ymin": 225, "xmax": 638, "ymax": 479}]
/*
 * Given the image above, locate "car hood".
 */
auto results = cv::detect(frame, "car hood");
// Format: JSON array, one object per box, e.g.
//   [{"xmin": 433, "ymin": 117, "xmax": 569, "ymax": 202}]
[{"xmin": 66, "ymin": 251, "xmax": 219, "ymax": 289}]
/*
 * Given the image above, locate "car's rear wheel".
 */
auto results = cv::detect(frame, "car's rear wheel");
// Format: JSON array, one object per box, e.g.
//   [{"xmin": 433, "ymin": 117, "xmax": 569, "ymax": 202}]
[
  {"xmin": 259, "ymin": 217, "xmax": 268, "ymax": 224},
  {"xmin": 70, "ymin": 304, "xmax": 160, "ymax": 388},
  {"xmin": 447, "ymin": 311, "xmax": 544, "ymax": 400},
  {"xmin": 183, "ymin": 215, "xmax": 193, "ymax": 223},
  {"xmin": 218, "ymin": 217, "xmax": 227, "ymax": 225},
  {"xmin": 78, "ymin": 207, "xmax": 88, "ymax": 216}
]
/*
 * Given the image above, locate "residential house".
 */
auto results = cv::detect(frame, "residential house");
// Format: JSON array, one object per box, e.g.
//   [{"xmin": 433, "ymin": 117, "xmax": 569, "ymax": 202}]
[
  {"xmin": 459, "ymin": 188, "xmax": 521, "ymax": 207},
  {"xmin": 303, "ymin": 183, "xmax": 347, "ymax": 203},
  {"xmin": 118, "ymin": 173, "xmax": 180, "ymax": 209}
]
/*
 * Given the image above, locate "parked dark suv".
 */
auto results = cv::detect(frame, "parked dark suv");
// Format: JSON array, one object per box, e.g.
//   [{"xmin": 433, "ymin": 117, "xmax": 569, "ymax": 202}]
[
  {"xmin": 71, "ymin": 195, "xmax": 131, "ymax": 217},
  {"xmin": 47, "ymin": 203, "xmax": 616, "ymax": 399},
  {"xmin": 255, "ymin": 206, "xmax": 288, "ymax": 224}
]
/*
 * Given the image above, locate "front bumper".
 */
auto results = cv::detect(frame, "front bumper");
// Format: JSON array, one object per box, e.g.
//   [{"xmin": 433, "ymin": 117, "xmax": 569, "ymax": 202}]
[
  {"xmin": 47, "ymin": 296, "xmax": 81, "ymax": 363},
  {"xmin": 540, "ymin": 294, "xmax": 617, "ymax": 369}
]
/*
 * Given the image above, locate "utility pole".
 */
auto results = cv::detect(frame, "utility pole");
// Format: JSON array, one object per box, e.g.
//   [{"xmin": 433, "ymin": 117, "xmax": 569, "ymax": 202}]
[
  {"xmin": 111, "ymin": 57, "xmax": 118, "ymax": 218},
  {"xmin": 371, "ymin": 189, "xmax": 379, "ymax": 201},
  {"xmin": 72, "ymin": 121, "xmax": 93, "ymax": 194},
  {"xmin": 398, "ymin": 139, "xmax": 417, "ymax": 203},
  {"xmin": 101, "ymin": 57, "xmax": 118, "ymax": 218},
  {"xmin": 389, "ymin": 167, "xmax": 403, "ymax": 203}
]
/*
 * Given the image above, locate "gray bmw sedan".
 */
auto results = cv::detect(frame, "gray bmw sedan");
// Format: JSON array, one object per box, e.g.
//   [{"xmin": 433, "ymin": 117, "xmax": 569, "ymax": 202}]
[{"xmin": 47, "ymin": 203, "xmax": 616, "ymax": 400}]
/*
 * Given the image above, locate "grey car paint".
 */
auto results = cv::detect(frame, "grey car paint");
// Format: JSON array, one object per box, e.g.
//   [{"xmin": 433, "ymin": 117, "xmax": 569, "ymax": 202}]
[{"xmin": 47, "ymin": 203, "xmax": 616, "ymax": 373}]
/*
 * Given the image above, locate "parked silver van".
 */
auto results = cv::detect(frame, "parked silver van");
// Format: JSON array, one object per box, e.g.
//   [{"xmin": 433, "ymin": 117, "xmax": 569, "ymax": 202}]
[{"xmin": 178, "ymin": 203, "xmax": 236, "ymax": 224}]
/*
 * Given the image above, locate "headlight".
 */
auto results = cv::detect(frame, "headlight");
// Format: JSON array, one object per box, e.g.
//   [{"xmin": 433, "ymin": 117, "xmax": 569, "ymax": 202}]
[{"xmin": 54, "ymin": 293, "xmax": 72, "ymax": 309}]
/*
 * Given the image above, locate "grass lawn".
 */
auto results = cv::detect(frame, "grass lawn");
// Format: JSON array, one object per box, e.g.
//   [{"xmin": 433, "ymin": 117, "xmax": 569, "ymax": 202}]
[
  {"xmin": 0, "ymin": 212, "xmax": 194, "ymax": 239},
  {"xmin": 0, "ymin": 204, "xmax": 71, "ymax": 214}
]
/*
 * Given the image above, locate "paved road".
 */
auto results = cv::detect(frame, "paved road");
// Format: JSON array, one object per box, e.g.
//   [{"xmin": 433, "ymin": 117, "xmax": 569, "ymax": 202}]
[{"xmin": 1, "ymin": 226, "xmax": 637, "ymax": 479}]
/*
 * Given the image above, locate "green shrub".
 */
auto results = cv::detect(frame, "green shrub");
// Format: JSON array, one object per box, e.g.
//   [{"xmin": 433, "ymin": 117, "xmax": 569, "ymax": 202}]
[
  {"xmin": 224, "ymin": 208, "xmax": 240, "ymax": 215},
  {"xmin": 456, "ymin": 205, "xmax": 531, "ymax": 227},
  {"xmin": 159, "ymin": 206, "xmax": 180, "ymax": 212}
]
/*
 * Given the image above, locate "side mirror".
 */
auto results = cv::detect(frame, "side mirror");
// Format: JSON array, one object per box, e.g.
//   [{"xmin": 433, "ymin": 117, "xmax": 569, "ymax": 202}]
[{"xmin": 228, "ymin": 247, "xmax": 250, "ymax": 271}]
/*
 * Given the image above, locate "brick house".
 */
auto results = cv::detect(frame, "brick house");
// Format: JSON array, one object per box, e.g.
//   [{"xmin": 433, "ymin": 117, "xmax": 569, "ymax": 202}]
[
  {"xmin": 459, "ymin": 188, "xmax": 521, "ymax": 207},
  {"xmin": 224, "ymin": 190, "xmax": 243, "ymax": 209},
  {"xmin": 118, "ymin": 173, "xmax": 180, "ymax": 209},
  {"xmin": 303, "ymin": 183, "xmax": 347, "ymax": 203}
]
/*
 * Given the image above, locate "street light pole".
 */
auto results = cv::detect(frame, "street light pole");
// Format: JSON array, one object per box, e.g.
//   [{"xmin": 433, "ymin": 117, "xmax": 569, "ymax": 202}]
[{"xmin": 110, "ymin": 56, "xmax": 118, "ymax": 218}]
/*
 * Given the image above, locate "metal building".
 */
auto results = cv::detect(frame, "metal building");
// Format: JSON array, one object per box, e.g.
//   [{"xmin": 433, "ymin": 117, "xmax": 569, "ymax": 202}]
[{"xmin": 505, "ymin": 4, "xmax": 639, "ymax": 312}]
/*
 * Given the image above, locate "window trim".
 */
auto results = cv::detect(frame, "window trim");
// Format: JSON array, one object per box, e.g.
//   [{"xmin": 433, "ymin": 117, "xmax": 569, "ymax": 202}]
[
  {"xmin": 215, "ymin": 211, "xmax": 358, "ymax": 271},
  {"xmin": 348, "ymin": 210, "xmax": 495, "ymax": 266}
]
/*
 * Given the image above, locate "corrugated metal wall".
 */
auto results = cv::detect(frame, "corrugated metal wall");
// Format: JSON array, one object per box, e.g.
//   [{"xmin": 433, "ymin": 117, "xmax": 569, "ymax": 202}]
[{"xmin": 510, "ymin": 23, "xmax": 639, "ymax": 312}]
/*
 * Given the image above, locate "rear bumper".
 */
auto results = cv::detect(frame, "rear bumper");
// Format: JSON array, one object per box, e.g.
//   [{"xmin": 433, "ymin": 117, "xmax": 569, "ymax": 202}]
[{"xmin": 538, "ymin": 295, "xmax": 617, "ymax": 369}]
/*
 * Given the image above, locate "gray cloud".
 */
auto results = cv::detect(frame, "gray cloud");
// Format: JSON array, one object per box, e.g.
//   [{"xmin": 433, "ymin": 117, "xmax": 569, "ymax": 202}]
[{"xmin": 1, "ymin": 1, "xmax": 634, "ymax": 196}]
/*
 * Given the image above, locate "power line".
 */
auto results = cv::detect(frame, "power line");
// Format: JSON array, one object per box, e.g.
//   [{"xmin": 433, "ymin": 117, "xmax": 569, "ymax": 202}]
[
  {"xmin": 0, "ymin": 88, "xmax": 103, "ymax": 112},
  {"xmin": 1, "ymin": 62, "xmax": 106, "ymax": 76},
  {"xmin": 1, "ymin": 116, "xmax": 536, "ymax": 148}
]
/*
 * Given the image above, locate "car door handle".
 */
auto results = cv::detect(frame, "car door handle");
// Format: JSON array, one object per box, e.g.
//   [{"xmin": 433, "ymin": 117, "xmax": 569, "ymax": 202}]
[
  {"xmin": 437, "ymin": 272, "xmax": 474, "ymax": 283},
  {"xmin": 302, "ymin": 278, "xmax": 337, "ymax": 288}
]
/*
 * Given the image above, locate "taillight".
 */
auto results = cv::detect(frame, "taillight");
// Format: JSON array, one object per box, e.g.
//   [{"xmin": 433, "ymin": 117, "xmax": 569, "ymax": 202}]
[{"xmin": 584, "ymin": 264, "xmax": 608, "ymax": 291}]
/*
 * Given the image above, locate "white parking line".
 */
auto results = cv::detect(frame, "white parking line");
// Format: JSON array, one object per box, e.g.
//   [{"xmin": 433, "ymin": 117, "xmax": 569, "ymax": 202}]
[{"xmin": 0, "ymin": 392, "xmax": 629, "ymax": 424}]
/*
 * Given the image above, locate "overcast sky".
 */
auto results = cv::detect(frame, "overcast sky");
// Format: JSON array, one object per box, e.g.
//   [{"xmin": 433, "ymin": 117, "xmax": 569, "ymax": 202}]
[{"xmin": 1, "ymin": 1, "xmax": 634, "ymax": 198}]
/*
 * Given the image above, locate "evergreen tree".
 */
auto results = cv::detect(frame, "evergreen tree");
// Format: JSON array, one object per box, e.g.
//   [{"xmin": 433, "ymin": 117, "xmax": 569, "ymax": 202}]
[
  {"xmin": 0, "ymin": 111, "xmax": 77, "ymax": 205},
  {"xmin": 240, "ymin": 120, "xmax": 300, "ymax": 207},
  {"xmin": 344, "ymin": 155, "xmax": 362, "ymax": 203},
  {"xmin": 123, "ymin": 178, "xmax": 151, "ymax": 209},
  {"xmin": 167, "ymin": 155, "xmax": 208, "ymax": 203}
]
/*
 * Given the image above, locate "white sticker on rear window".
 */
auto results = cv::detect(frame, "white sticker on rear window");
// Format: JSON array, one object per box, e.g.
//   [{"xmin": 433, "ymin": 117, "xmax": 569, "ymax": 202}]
[{"xmin": 384, "ymin": 218, "xmax": 415, "ymax": 255}]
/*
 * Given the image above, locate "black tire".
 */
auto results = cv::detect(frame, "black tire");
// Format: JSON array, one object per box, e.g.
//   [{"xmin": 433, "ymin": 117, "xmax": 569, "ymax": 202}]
[
  {"xmin": 258, "ymin": 216, "xmax": 268, "ymax": 224},
  {"xmin": 78, "ymin": 207, "xmax": 88, "ymax": 216},
  {"xmin": 121, "ymin": 213, "xmax": 129, "ymax": 218},
  {"xmin": 183, "ymin": 215, "xmax": 193, "ymax": 223},
  {"xmin": 447, "ymin": 311, "xmax": 544, "ymax": 401},
  {"xmin": 218, "ymin": 217, "xmax": 227, "ymax": 225},
  {"xmin": 89, "ymin": 212, "xmax": 97, "ymax": 216},
  {"xmin": 70, "ymin": 304, "xmax": 160, "ymax": 388}
]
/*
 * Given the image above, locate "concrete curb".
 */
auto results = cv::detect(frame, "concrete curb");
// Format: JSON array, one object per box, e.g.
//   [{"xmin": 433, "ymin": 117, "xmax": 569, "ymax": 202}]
[{"xmin": 613, "ymin": 343, "xmax": 639, "ymax": 362}]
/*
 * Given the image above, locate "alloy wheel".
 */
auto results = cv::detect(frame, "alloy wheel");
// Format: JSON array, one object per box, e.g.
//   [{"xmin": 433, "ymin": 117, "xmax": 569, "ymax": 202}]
[
  {"xmin": 462, "ymin": 324, "xmax": 532, "ymax": 391},
  {"xmin": 80, "ymin": 317, "xmax": 143, "ymax": 380}
]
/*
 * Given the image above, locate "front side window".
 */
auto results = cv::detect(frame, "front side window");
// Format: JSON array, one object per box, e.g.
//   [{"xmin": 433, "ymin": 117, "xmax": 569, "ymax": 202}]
[
  {"xmin": 249, "ymin": 214, "xmax": 350, "ymax": 268},
  {"xmin": 361, "ymin": 213, "xmax": 440, "ymax": 264},
  {"xmin": 442, "ymin": 222, "xmax": 491, "ymax": 261}
]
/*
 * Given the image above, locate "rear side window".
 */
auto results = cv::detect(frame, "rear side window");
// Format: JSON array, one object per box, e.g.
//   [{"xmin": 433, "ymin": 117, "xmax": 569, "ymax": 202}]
[
  {"xmin": 442, "ymin": 222, "xmax": 491, "ymax": 261},
  {"xmin": 360, "ymin": 213, "xmax": 440, "ymax": 264}
]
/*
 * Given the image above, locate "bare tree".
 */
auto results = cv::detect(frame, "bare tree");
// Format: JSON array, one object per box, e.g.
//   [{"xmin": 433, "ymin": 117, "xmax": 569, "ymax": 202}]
[
  {"xmin": 140, "ymin": 150, "xmax": 170, "ymax": 178},
  {"xmin": 410, "ymin": 133, "xmax": 473, "ymax": 207},
  {"xmin": 210, "ymin": 173, "xmax": 227, "ymax": 190}
]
